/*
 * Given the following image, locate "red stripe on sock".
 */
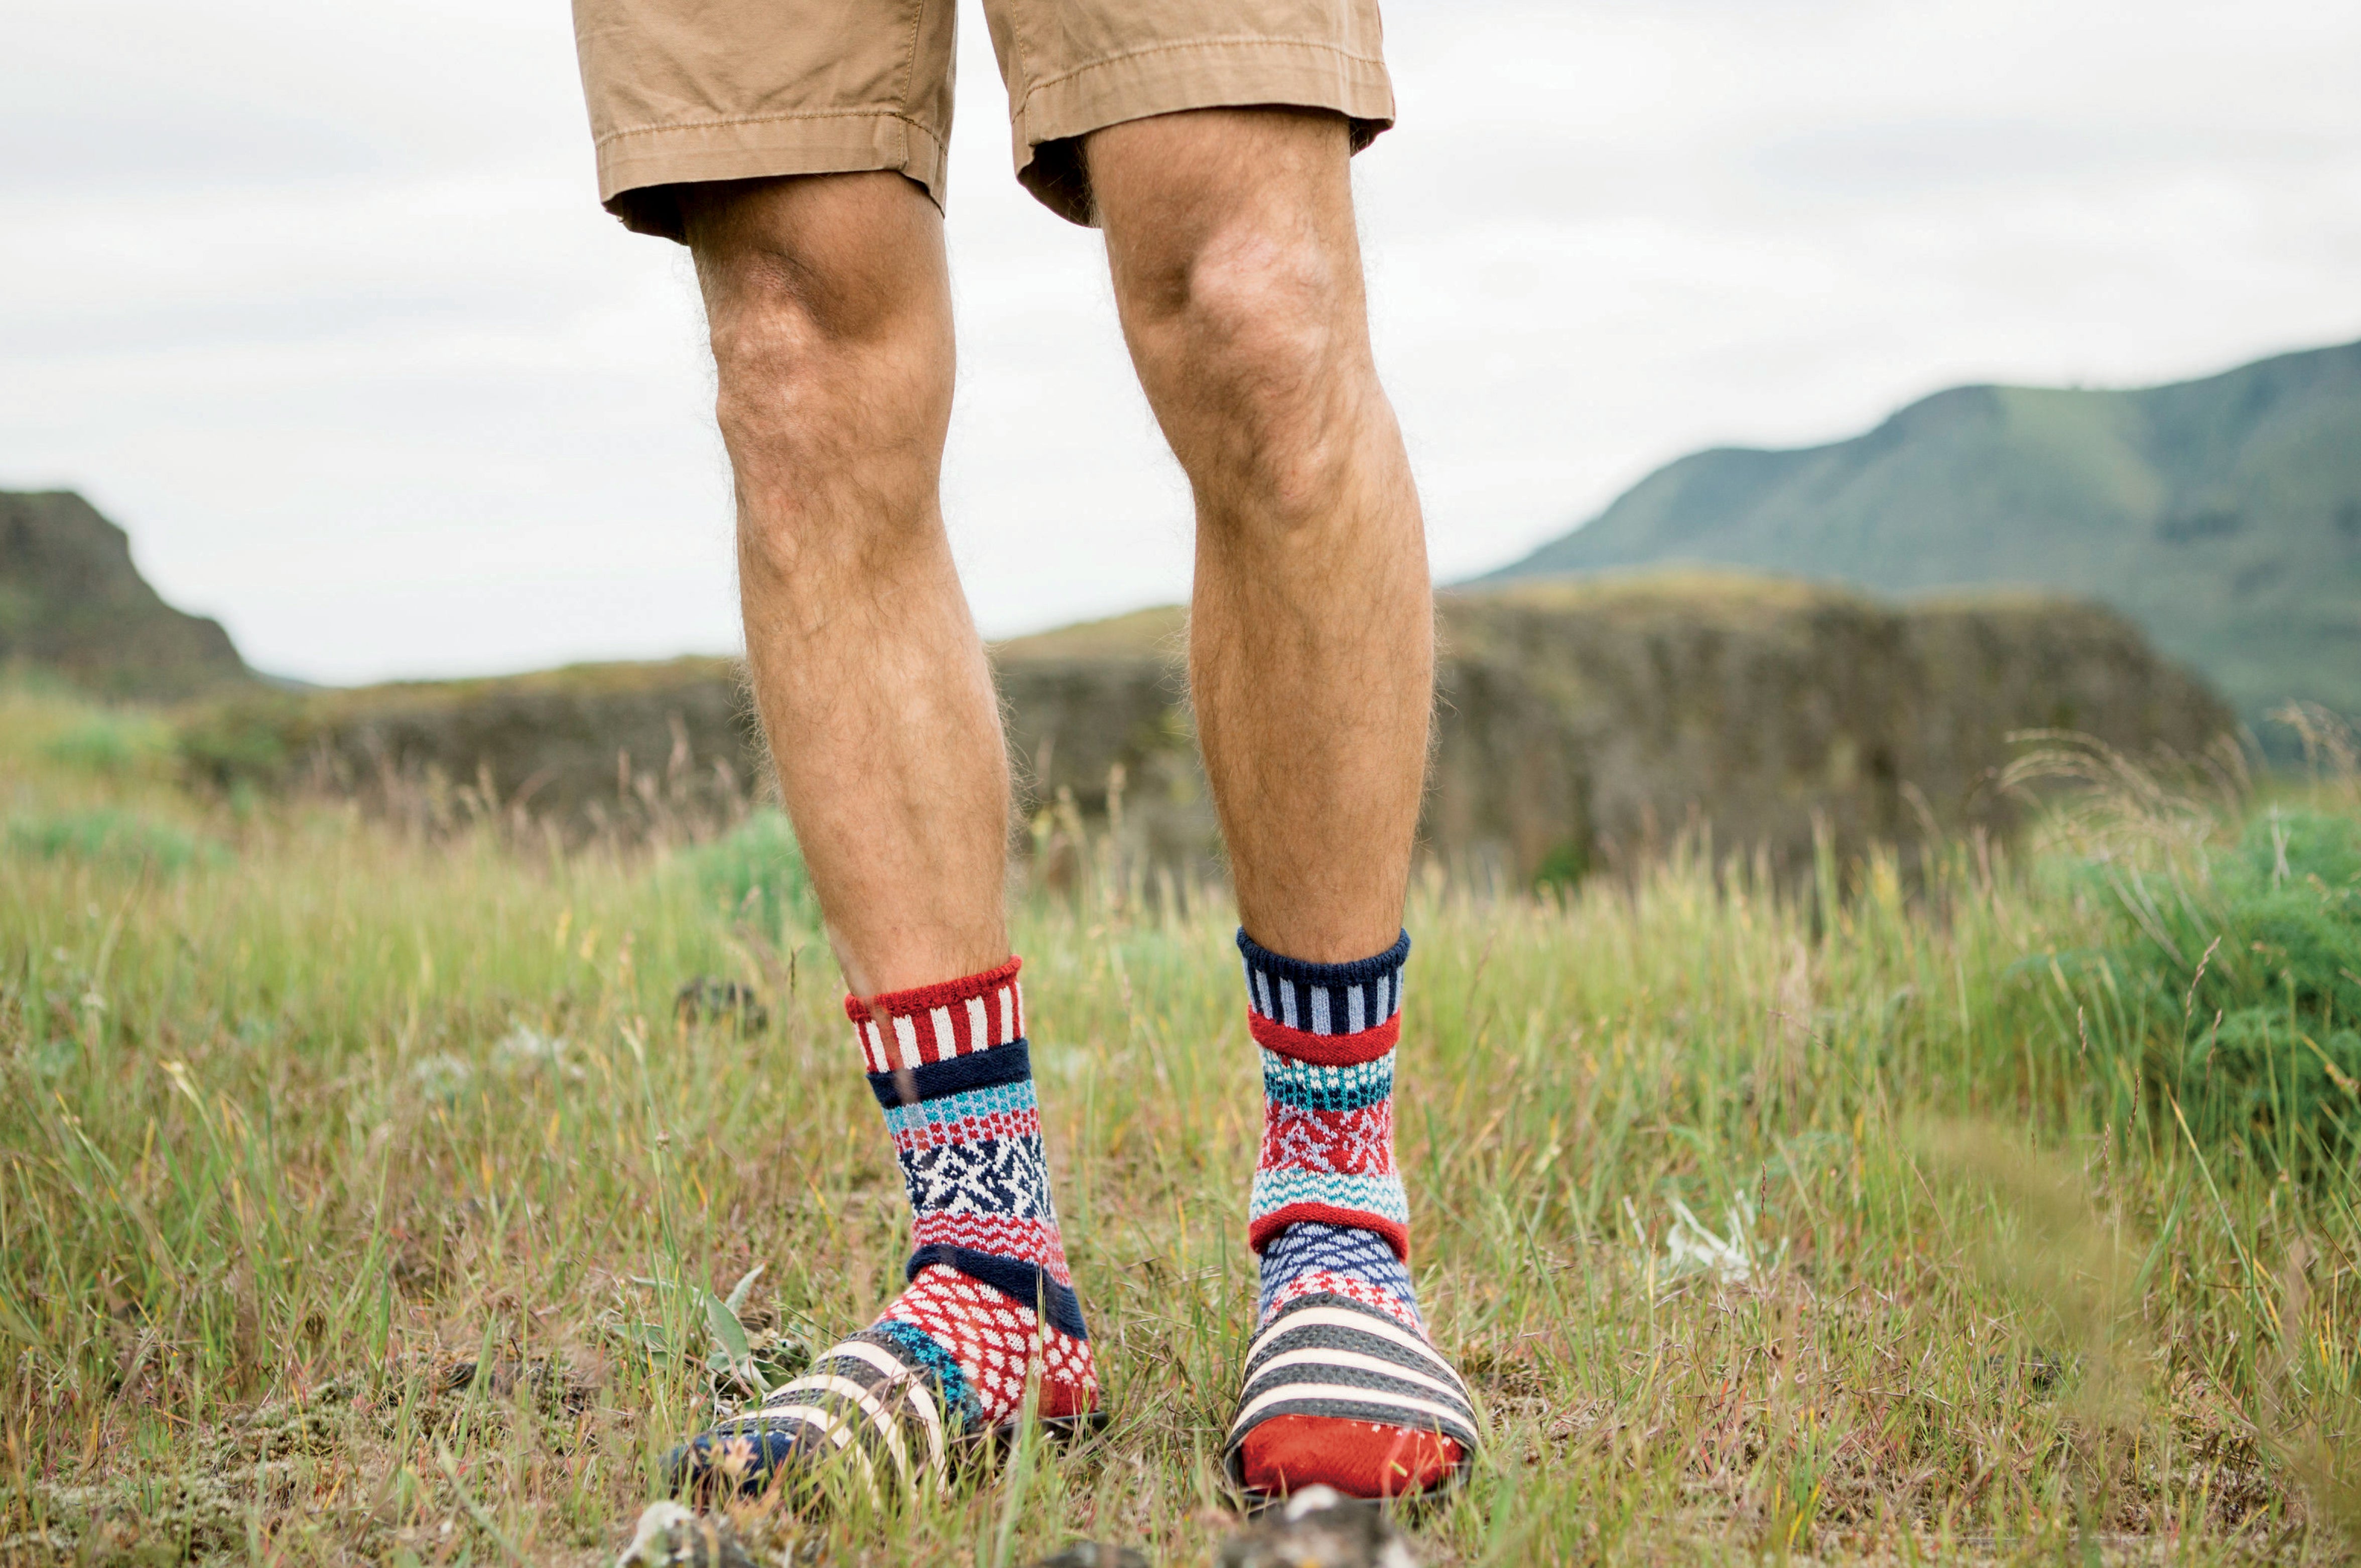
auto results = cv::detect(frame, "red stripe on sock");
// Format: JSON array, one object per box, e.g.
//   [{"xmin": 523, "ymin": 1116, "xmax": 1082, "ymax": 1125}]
[
  {"xmin": 845, "ymin": 958, "xmax": 1025, "ymax": 1066},
  {"xmin": 1248, "ymin": 1204, "xmax": 1409, "ymax": 1260},
  {"xmin": 1264, "ymin": 1270, "xmax": 1425, "ymax": 1331},
  {"xmin": 846, "ymin": 956, "xmax": 1023, "ymax": 1023},
  {"xmin": 1248, "ymin": 1012, "xmax": 1398, "ymax": 1065}
]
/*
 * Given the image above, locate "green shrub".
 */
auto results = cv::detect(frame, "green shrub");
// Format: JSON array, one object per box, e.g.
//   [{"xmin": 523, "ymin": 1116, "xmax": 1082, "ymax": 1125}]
[
  {"xmin": 675, "ymin": 809, "xmax": 818, "ymax": 936},
  {"xmin": 41, "ymin": 711, "xmax": 174, "ymax": 776},
  {"xmin": 7, "ymin": 809, "xmax": 228, "ymax": 875},
  {"xmin": 1532, "ymin": 837, "xmax": 1591, "ymax": 897},
  {"xmin": 2104, "ymin": 808, "xmax": 2361, "ymax": 1167}
]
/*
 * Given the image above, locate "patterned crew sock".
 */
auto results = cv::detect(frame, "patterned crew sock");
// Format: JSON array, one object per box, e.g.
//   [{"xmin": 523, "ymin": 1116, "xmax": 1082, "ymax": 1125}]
[
  {"xmin": 1224, "ymin": 931, "xmax": 1479, "ymax": 1501},
  {"xmin": 673, "ymin": 958, "xmax": 1099, "ymax": 1498}
]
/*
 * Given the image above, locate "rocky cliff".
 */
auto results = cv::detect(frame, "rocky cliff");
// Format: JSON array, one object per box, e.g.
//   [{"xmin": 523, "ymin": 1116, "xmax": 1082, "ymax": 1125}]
[
  {"xmin": 0, "ymin": 491, "xmax": 249, "ymax": 698},
  {"xmin": 178, "ymin": 657, "xmax": 760, "ymax": 832},
  {"xmin": 182, "ymin": 574, "xmax": 2233, "ymax": 879},
  {"xmin": 1002, "ymin": 576, "xmax": 2234, "ymax": 882}
]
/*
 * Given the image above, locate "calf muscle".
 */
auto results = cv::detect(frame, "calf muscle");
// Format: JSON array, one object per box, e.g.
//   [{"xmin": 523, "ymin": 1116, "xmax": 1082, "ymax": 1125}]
[
  {"xmin": 684, "ymin": 174, "xmax": 1009, "ymax": 994},
  {"xmin": 1090, "ymin": 110, "xmax": 1434, "ymax": 963}
]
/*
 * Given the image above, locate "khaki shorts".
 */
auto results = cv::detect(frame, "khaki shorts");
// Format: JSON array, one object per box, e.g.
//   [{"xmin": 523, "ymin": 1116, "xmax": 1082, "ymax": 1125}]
[{"xmin": 571, "ymin": 0, "xmax": 1393, "ymax": 237}]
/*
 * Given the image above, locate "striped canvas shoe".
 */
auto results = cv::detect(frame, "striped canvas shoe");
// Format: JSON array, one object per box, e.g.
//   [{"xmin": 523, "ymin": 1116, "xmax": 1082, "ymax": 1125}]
[
  {"xmin": 1225, "ymin": 931, "xmax": 1480, "ymax": 1502},
  {"xmin": 1225, "ymin": 1288, "xmax": 1480, "ymax": 1504},
  {"xmin": 674, "ymin": 1323, "xmax": 955, "ymax": 1501},
  {"xmin": 673, "ymin": 1287, "xmax": 1103, "ymax": 1501}
]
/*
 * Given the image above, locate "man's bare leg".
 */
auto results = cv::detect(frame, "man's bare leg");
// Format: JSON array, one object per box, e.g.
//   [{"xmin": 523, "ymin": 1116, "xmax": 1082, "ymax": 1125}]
[
  {"xmin": 1089, "ymin": 109, "xmax": 1476, "ymax": 1500},
  {"xmin": 668, "ymin": 172, "xmax": 1101, "ymax": 1498},
  {"xmin": 683, "ymin": 174, "xmax": 1007, "ymax": 995},
  {"xmin": 1092, "ymin": 110, "xmax": 1431, "ymax": 960}
]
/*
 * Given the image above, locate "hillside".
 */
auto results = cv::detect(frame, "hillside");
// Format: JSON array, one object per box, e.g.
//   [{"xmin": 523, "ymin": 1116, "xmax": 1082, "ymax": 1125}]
[
  {"xmin": 0, "ymin": 490, "xmax": 249, "ymax": 698},
  {"xmin": 1488, "ymin": 340, "xmax": 2361, "ymax": 733}
]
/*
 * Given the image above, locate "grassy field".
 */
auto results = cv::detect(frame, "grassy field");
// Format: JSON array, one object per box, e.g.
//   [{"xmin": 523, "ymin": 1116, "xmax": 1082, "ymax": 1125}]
[{"xmin": 4, "ymin": 685, "xmax": 2361, "ymax": 1566}]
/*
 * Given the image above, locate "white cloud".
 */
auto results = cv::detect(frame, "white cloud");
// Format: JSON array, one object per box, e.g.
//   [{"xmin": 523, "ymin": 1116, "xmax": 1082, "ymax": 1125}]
[{"xmin": 2, "ymin": 0, "xmax": 2356, "ymax": 682}]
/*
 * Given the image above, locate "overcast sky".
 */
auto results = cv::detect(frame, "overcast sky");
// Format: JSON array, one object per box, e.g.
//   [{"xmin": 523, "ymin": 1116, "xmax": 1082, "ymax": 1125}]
[{"xmin": 5, "ymin": 0, "xmax": 2357, "ymax": 685}]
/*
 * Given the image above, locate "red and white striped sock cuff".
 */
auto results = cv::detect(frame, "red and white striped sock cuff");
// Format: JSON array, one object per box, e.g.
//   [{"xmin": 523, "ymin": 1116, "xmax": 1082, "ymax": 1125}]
[{"xmin": 846, "ymin": 956, "xmax": 1026, "ymax": 1073}]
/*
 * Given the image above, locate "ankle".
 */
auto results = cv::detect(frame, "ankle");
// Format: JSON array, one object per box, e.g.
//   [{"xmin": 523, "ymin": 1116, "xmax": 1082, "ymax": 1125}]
[
  {"xmin": 850, "ymin": 956, "xmax": 1096, "ymax": 1425},
  {"xmin": 1242, "ymin": 929, "xmax": 1413, "ymax": 1270}
]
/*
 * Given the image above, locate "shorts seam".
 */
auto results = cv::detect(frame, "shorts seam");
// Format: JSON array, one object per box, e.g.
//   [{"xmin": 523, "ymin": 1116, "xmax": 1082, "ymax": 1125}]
[
  {"xmin": 1016, "ymin": 34, "xmax": 1385, "ymax": 106},
  {"xmin": 595, "ymin": 107, "xmax": 939, "ymax": 150},
  {"xmin": 896, "ymin": 0, "xmax": 927, "ymax": 131},
  {"xmin": 1002, "ymin": 0, "xmax": 1042, "ymax": 113}
]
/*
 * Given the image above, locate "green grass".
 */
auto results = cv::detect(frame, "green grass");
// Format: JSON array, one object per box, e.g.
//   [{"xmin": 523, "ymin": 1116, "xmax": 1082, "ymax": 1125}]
[{"xmin": 4, "ymin": 681, "xmax": 2361, "ymax": 1564}]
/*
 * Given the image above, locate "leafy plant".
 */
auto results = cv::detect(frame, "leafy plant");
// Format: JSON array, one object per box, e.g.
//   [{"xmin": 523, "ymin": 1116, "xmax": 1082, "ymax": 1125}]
[
  {"xmin": 41, "ymin": 711, "xmax": 174, "ymax": 777},
  {"xmin": 675, "ymin": 809, "xmax": 818, "ymax": 936},
  {"xmin": 1532, "ymin": 836, "xmax": 1590, "ymax": 897},
  {"xmin": 2098, "ymin": 808, "xmax": 2361, "ymax": 1168},
  {"xmin": 608, "ymin": 1265, "xmax": 811, "ymax": 1410},
  {"xmin": 7, "ymin": 808, "xmax": 226, "ymax": 874}
]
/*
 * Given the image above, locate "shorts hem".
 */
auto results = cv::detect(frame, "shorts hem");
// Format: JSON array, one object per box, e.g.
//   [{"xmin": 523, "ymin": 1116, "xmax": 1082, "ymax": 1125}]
[
  {"xmin": 1009, "ymin": 37, "xmax": 1394, "ymax": 226},
  {"xmin": 593, "ymin": 109, "xmax": 948, "ymax": 242}
]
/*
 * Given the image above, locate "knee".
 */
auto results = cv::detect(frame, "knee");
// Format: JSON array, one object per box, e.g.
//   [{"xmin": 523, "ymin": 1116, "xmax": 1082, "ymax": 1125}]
[
  {"xmin": 706, "ymin": 269, "xmax": 838, "ymax": 465},
  {"xmin": 700, "ymin": 251, "xmax": 952, "ymax": 577},
  {"xmin": 1124, "ymin": 226, "xmax": 1369, "ymax": 528},
  {"xmin": 706, "ymin": 243, "xmax": 903, "ymax": 442},
  {"xmin": 1131, "ymin": 223, "xmax": 1346, "ymax": 413},
  {"xmin": 709, "ymin": 290, "xmax": 858, "ymax": 574}
]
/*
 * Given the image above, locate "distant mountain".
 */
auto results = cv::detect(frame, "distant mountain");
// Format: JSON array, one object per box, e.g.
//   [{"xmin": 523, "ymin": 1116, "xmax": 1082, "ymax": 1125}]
[
  {"xmin": 0, "ymin": 491, "xmax": 249, "ymax": 699},
  {"xmin": 1487, "ymin": 340, "xmax": 2361, "ymax": 735}
]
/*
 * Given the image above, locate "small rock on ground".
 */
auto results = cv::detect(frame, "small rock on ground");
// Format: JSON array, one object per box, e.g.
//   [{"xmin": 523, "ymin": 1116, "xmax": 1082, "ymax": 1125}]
[
  {"xmin": 1217, "ymin": 1487, "xmax": 1420, "ymax": 1568},
  {"xmin": 616, "ymin": 1502, "xmax": 760, "ymax": 1568},
  {"xmin": 676, "ymin": 977, "xmax": 769, "ymax": 1032},
  {"xmin": 1030, "ymin": 1546, "xmax": 1152, "ymax": 1567}
]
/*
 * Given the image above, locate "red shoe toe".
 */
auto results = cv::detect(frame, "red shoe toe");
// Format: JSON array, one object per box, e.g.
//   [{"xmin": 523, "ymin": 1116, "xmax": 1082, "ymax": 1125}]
[{"xmin": 1239, "ymin": 1413, "xmax": 1464, "ymax": 1499}]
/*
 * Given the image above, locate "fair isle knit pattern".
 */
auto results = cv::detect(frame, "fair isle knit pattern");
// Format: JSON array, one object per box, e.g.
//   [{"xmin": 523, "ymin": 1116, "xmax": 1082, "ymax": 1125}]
[
  {"xmin": 1257, "ymin": 1220, "xmax": 1421, "ymax": 1332},
  {"xmin": 1230, "ymin": 931, "xmax": 1478, "ymax": 1500},
  {"xmin": 1243, "ymin": 930, "xmax": 1411, "ymax": 1258},
  {"xmin": 671, "ymin": 958, "xmax": 1097, "ymax": 1499}
]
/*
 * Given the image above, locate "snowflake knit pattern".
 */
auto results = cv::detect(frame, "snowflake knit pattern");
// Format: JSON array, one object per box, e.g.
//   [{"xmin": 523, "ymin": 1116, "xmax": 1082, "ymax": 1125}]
[
  {"xmin": 671, "ymin": 958, "xmax": 1098, "ymax": 1498},
  {"xmin": 1227, "ymin": 930, "xmax": 1478, "ymax": 1501}
]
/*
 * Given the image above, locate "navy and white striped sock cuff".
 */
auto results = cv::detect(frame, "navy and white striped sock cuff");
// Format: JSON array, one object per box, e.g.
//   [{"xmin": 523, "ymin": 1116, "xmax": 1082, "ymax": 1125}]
[{"xmin": 1238, "ymin": 929, "xmax": 1408, "ymax": 1038}]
